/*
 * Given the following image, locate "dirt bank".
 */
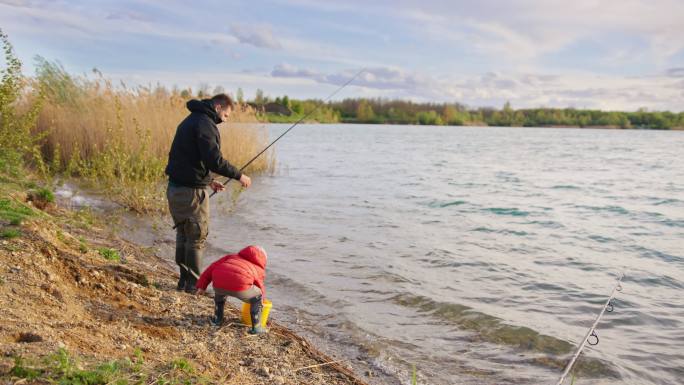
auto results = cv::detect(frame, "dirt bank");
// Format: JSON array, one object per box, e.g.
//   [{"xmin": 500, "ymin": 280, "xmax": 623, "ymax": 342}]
[{"xmin": 0, "ymin": 192, "xmax": 370, "ymax": 385}]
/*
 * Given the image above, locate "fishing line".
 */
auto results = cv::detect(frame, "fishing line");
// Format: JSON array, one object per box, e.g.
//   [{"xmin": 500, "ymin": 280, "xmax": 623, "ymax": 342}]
[{"xmin": 555, "ymin": 273, "xmax": 624, "ymax": 385}]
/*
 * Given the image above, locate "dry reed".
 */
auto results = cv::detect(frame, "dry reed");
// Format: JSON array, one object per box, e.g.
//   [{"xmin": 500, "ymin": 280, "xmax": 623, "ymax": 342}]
[{"xmin": 31, "ymin": 61, "xmax": 274, "ymax": 212}]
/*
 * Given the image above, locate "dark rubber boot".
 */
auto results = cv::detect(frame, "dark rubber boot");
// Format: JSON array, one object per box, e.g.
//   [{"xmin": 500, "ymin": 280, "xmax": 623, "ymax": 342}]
[
  {"xmin": 248, "ymin": 295, "xmax": 267, "ymax": 334},
  {"xmin": 175, "ymin": 229, "xmax": 187, "ymax": 291},
  {"xmin": 211, "ymin": 298, "xmax": 225, "ymax": 326},
  {"xmin": 184, "ymin": 278, "xmax": 197, "ymax": 293},
  {"xmin": 176, "ymin": 267, "xmax": 187, "ymax": 291},
  {"xmin": 183, "ymin": 246, "xmax": 202, "ymax": 293}
]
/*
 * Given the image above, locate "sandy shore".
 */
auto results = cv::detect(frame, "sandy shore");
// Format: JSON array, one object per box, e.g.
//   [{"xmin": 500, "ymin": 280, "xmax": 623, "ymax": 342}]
[{"xmin": 0, "ymin": 193, "xmax": 371, "ymax": 385}]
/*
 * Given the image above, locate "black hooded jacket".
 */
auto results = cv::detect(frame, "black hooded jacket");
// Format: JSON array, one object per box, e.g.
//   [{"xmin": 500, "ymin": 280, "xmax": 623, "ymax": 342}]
[{"xmin": 165, "ymin": 99, "xmax": 241, "ymax": 188}]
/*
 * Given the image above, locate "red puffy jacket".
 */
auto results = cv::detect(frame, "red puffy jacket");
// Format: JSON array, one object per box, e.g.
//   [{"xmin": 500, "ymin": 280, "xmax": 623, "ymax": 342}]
[{"xmin": 196, "ymin": 245, "xmax": 267, "ymax": 298}]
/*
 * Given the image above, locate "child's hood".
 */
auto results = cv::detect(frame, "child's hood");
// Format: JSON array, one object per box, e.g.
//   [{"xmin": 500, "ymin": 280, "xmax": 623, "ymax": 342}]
[{"xmin": 237, "ymin": 245, "xmax": 267, "ymax": 269}]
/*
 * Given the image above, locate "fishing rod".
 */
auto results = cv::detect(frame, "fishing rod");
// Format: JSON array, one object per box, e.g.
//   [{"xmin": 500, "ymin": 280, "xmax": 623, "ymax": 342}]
[
  {"xmin": 171, "ymin": 68, "xmax": 366, "ymax": 230},
  {"xmin": 208, "ymin": 67, "xmax": 367, "ymax": 199},
  {"xmin": 180, "ymin": 263, "xmax": 200, "ymax": 280},
  {"xmin": 555, "ymin": 273, "xmax": 624, "ymax": 385}
]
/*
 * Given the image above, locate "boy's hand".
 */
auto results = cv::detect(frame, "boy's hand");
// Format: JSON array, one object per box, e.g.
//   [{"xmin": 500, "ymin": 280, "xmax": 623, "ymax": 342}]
[{"xmin": 196, "ymin": 288, "xmax": 206, "ymax": 295}]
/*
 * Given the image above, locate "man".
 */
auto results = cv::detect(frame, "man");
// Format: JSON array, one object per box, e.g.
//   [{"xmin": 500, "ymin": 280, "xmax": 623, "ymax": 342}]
[{"xmin": 165, "ymin": 93, "xmax": 251, "ymax": 293}]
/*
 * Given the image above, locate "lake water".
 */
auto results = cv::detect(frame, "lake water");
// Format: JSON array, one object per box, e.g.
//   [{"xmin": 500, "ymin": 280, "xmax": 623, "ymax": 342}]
[{"xmin": 207, "ymin": 124, "xmax": 684, "ymax": 385}]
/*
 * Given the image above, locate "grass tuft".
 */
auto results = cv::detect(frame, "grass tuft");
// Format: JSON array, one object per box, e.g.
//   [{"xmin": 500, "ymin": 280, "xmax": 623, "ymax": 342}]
[
  {"xmin": 78, "ymin": 237, "xmax": 88, "ymax": 253},
  {"xmin": 1, "ymin": 228, "xmax": 21, "ymax": 238},
  {"xmin": 10, "ymin": 356, "xmax": 41, "ymax": 380},
  {"xmin": 98, "ymin": 247, "xmax": 120, "ymax": 262},
  {"xmin": 170, "ymin": 358, "xmax": 194, "ymax": 374},
  {"xmin": 0, "ymin": 198, "xmax": 35, "ymax": 225},
  {"xmin": 31, "ymin": 186, "xmax": 55, "ymax": 203},
  {"xmin": 10, "ymin": 348, "xmax": 211, "ymax": 385}
]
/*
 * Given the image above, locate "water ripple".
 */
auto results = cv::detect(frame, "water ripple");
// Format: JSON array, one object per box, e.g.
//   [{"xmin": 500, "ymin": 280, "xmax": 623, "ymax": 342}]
[{"xmin": 484, "ymin": 207, "xmax": 531, "ymax": 217}]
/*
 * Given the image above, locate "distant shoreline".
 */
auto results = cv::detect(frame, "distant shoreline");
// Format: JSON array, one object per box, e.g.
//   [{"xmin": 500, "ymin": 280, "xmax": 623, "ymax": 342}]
[
  {"xmin": 264, "ymin": 118, "xmax": 684, "ymax": 131},
  {"xmin": 259, "ymin": 98, "xmax": 684, "ymax": 130}
]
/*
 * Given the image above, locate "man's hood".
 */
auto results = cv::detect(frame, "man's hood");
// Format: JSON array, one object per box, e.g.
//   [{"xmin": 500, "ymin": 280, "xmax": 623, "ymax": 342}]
[
  {"xmin": 238, "ymin": 245, "xmax": 267, "ymax": 269},
  {"xmin": 186, "ymin": 99, "xmax": 221, "ymax": 124}
]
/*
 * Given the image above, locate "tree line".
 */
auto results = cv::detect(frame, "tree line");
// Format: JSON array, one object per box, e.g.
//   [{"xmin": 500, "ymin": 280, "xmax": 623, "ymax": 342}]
[{"xmin": 255, "ymin": 94, "xmax": 684, "ymax": 129}]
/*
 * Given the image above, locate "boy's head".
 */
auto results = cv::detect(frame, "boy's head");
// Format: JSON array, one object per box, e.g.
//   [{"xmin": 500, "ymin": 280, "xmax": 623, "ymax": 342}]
[
  {"xmin": 238, "ymin": 245, "xmax": 268, "ymax": 268},
  {"xmin": 254, "ymin": 246, "xmax": 267, "ymax": 260}
]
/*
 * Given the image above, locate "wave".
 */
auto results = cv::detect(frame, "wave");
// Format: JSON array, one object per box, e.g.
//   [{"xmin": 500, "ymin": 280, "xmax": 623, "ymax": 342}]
[
  {"xmin": 575, "ymin": 205, "xmax": 630, "ymax": 215},
  {"xmin": 652, "ymin": 198, "xmax": 684, "ymax": 206},
  {"xmin": 551, "ymin": 185, "xmax": 581, "ymax": 190},
  {"xmin": 661, "ymin": 219, "xmax": 684, "ymax": 228},
  {"xmin": 522, "ymin": 220, "xmax": 565, "ymax": 229},
  {"xmin": 484, "ymin": 207, "xmax": 531, "ymax": 217},
  {"xmin": 427, "ymin": 200, "xmax": 467, "ymax": 208},
  {"xmin": 630, "ymin": 245, "xmax": 684, "ymax": 264},
  {"xmin": 471, "ymin": 227, "xmax": 531, "ymax": 236},
  {"xmin": 390, "ymin": 293, "xmax": 618, "ymax": 377}
]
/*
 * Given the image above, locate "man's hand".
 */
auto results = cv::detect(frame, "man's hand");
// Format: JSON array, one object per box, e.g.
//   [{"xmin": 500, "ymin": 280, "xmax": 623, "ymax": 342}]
[
  {"xmin": 196, "ymin": 288, "xmax": 206, "ymax": 296},
  {"xmin": 239, "ymin": 174, "xmax": 252, "ymax": 188},
  {"xmin": 210, "ymin": 180, "xmax": 225, "ymax": 193}
]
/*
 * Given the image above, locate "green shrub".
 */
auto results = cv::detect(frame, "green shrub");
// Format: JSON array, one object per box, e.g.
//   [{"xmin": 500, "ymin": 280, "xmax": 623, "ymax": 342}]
[
  {"xmin": 171, "ymin": 358, "xmax": 194, "ymax": 374},
  {"xmin": 10, "ymin": 356, "xmax": 41, "ymax": 380},
  {"xmin": 0, "ymin": 198, "xmax": 34, "ymax": 224},
  {"xmin": 1, "ymin": 228, "xmax": 21, "ymax": 238},
  {"xmin": 97, "ymin": 247, "xmax": 120, "ymax": 262},
  {"xmin": 34, "ymin": 187, "xmax": 55, "ymax": 203}
]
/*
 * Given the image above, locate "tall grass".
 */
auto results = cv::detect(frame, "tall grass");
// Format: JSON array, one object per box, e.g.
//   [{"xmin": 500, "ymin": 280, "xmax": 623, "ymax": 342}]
[
  {"xmin": 30, "ymin": 59, "xmax": 274, "ymax": 212},
  {"xmin": 5, "ymin": 31, "xmax": 274, "ymax": 213}
]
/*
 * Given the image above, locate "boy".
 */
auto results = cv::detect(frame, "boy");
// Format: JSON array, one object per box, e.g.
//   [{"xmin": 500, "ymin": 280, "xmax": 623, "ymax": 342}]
[{"xmin": 196, "ymin": 245, "xmax": 267, "ymax": 334}]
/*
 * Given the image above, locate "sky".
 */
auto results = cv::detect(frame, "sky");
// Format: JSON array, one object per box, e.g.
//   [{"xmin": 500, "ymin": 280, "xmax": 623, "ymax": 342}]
[{"xmin": 1, "ymin": 0, "xmax": 683, "ymax": 111}]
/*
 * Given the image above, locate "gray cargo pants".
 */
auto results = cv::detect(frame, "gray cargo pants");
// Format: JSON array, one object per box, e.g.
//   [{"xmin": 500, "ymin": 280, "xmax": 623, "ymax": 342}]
[
  {"xmin": 212, "ymin": 286, "xmax": 262, "ymax": 327},
  {"xmin": 167, "ymin": 181, "xmax": 209, "ymax": 291}
]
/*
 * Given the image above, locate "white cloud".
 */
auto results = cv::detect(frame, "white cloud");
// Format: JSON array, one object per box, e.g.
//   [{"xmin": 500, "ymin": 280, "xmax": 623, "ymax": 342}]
[
  {"xmin": 0, "ymin": 0, "xmax": 37, "ymax": 7},
  {"xmin": 271, "ymin": 63, "xmax": 320, "ymax": 78},
  {"xmin": 0, "ymin": 1, "xmax": 365, "ymax": 68},
  {"xmin": 269, "ymin": 63, "xmax": 684, "ymax": 111},
  {"xmin": 666, "ymin": 68, "xmax": 684, "ymax": 78},
  {"xmin": 271, "ymin": 65, "xmax": 442, "ymax": 97},
  {"xmin": 278, "ymin": 0, "xmax": 684, "ymax": 65},
  {"xmin": 459, "ymin": 71, "xmax": 684, "ymax": 111},
  {"xmin": 0, "ymin": 1, "xmax": 238, "ymax": 44},
  {"xmin": 230, "ymin": 23, "xmax": 282, "ymax": 49},
  {"xmin": 105, "ymin": 10, "xmax": 152, "ymax": 22}
]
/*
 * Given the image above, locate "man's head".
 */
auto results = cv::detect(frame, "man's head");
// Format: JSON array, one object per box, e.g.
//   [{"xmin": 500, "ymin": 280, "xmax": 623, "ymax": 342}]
[{"xmin": 211, "ymin": 93, "xmax": 234, "ymax": 122}]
